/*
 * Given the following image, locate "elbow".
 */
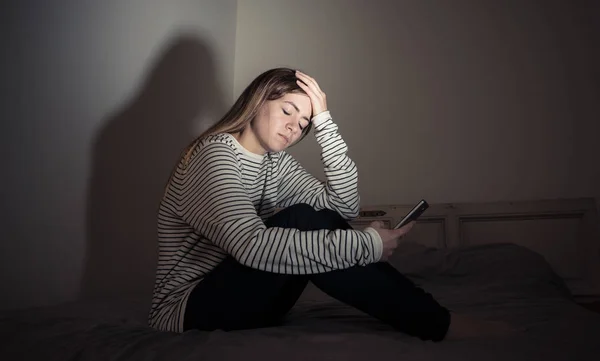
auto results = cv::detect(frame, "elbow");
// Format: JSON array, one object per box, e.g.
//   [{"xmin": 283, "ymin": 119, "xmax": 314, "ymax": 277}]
[
  {"xmin": 346, "ymin": 198, "xmax": 361, "ymax": 219},
  {"xmin": 346, "ymin": 208, "xmax": 360, "ymax": 220}
]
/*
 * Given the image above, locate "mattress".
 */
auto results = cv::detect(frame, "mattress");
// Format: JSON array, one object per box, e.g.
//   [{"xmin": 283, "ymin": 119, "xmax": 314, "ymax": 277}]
[{"xmin": 1, "ymin": 242, "xmax": 599, "ymax": 361}]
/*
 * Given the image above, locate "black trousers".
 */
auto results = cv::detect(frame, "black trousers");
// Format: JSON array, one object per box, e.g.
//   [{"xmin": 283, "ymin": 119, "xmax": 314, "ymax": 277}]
[{"xmin": 183, "ymin": 203, "xmax": 451, "ymax": 341}]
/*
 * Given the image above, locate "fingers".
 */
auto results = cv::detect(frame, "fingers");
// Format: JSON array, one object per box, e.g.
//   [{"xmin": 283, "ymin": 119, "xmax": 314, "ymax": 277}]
[
  {"xmin": 295, "ymin": 79, "xmax": 315, "ymax": 97},
  {"xmin": 295, "ymin": 78, "xmax": 320, "ymax": 105},
  {"xmin": 369, "ymin": 220, "xmax": 385, "ymax": 228},
  {"xmin": 295, "ymin": 71, "xmax": 321, "ymax": 92},
  {"xmin": 294, "ymin": 78, "xmax": 319, "ymax": 106},
  {"xmin": 295, "ymin": 70, "xmax": 328, "ymax": 116},
  {"xmin": 296, "ymin": 70, "xmax": 326, "ymax": 98},
  {"xmin": 395, "ymin": 221, "xmax": 416, "ymax": 237}
]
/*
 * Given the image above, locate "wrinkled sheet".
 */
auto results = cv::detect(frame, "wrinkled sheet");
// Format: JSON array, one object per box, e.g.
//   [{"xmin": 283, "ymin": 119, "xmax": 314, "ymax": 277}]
[{"xmin": 1, "ymin": 243, "xmax": 599, "ymax": 361}]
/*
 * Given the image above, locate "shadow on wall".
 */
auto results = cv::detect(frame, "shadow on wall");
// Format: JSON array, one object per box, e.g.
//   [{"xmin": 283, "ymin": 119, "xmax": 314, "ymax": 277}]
[{"xmin": 81, "ymin": 33, "xmax": 226, "ymax": 301}]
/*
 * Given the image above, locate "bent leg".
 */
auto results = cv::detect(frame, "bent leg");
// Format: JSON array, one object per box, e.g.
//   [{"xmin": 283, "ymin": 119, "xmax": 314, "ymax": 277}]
[
  {"xmin": 311, "ymin": 261, "xmax": 450, "ymax": 341},
  {"xmin": 185, "ymin": 204, "xmax": 451, "ymax": 340},
  {"xmin": 308, "ymin": 209, "xmax": 451, "ymax": 342},
  {"xmin": 184, "ymin": 204, "xmax": 328, "ymax": 331},
  {"xmin": 183, "ymin": 255, "xmax": 307, "ymax": 331}
]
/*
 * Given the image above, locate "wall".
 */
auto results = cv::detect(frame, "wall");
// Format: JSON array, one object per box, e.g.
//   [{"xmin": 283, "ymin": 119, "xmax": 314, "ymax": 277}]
[
  {"xmin": 234, "ymin": 0, "xmax": 599, "ymax": 209},
  {"xmin": 0, "ymin": 0, "xmax": 237, "ymax": 310},
  {"xmin": 1, "ymin": 0, "xmax": 598, "ymax": 311}
]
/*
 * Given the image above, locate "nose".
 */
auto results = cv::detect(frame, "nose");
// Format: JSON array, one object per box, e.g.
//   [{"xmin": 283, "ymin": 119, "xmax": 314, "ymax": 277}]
[{"xmin": 286, "ymin": 119, "xmax": 299, "ymax": 134}]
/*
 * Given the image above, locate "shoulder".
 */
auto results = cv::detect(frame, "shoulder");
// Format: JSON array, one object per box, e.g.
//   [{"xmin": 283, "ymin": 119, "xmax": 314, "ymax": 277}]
[
  {"xmin": 200, "ymin": 133, "xmax": 238, "ymax": 152},
  {"xmin": 189, "ymin": 133, "xmax": 239, "ymax": 160},
  {"xmin": 180, "ymin": 133, "xmax": 241, "ymax": 173}
]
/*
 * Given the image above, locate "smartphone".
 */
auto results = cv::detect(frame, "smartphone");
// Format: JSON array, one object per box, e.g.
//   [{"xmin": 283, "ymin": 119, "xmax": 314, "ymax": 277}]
[{"xmin": 393, "ymin": 199, "xmax": 429, "ymax": 229}]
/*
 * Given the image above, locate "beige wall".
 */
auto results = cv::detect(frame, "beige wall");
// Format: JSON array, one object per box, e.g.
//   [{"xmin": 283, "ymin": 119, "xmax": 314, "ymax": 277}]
[
  {"xmin": 1, "ymin": 0, "xmax": 598, "ymax": 311},
  {"xmin": 234, "ymin": 0, "xmax": 599, "ymax": 209},
  {"xmin": 0, "ymin": 0, "xmax": 237, "ymax": 310}
]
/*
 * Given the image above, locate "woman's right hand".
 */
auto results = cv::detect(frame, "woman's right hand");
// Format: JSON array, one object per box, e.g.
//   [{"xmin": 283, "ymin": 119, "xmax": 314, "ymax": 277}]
[{"xmin": 369, "ymin": 220, "xmax": 416, "ymax": 261}]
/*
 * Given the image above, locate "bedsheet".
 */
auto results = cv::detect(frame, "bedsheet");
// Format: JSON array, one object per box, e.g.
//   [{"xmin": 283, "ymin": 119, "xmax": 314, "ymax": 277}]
[{"xmin": 1, "ymin": 243, "xmax": 599, "ymax": 361}]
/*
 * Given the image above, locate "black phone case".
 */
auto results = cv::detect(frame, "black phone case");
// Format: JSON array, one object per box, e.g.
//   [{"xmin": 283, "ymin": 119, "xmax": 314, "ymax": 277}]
[{"xmin": 394, "ymin": 199, "xmax": 429, "ymax": 229}]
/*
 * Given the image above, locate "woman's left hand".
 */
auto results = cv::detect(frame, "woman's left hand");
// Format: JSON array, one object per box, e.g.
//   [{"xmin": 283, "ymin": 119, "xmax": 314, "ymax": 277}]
[{"xmin": 295, "ymin": 70, "xmax": 327, "ymax": 117}]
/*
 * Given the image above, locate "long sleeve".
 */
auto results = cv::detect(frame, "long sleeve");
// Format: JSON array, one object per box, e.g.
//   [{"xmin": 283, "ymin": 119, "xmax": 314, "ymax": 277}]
[
  {"xmin": 276, "ymin": 111, "xmax": 360, "ymax": 219},
  {"xmin": 174, "ymin": 140, "xmax": 382, "ymax": 274}
]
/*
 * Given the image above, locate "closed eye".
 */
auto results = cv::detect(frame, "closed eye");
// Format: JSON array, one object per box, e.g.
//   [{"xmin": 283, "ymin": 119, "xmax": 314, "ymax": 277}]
[{"xmin": 283, "ymin": 108, "xmax": 307, "ymax": 130}]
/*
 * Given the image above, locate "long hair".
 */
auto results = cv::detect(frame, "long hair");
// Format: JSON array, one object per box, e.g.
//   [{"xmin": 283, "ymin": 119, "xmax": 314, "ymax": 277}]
[
  {"xmin": 183, "ymin": 67, "xmax": 312, "ymax": 165},
  {"xmin": 164, "ymin": 67, "xmax": 313, "ymax": 196}
]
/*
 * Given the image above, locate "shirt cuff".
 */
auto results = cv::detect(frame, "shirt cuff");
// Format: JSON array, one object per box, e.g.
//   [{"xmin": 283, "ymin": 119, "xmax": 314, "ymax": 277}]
[
  {"xmin": 311, "ymin": 110, "xmax": 332, "ymax": 128},
  {"xmin": 363, "ymin": 227, "xmax": 384, "ymax": 262}
]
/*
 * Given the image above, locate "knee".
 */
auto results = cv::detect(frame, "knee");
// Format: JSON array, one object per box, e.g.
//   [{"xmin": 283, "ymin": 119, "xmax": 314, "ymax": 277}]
[
  {"xmin": 279, "ymin": 203, "xmax": 320, "ymax": 222},
  {"xmin": 269, "ymin": 204, "xmax": 349, "ymax": 231},
  {"xmin": 292, "ymin": 204, "xmax": 346, "ymax": 226},
  {"xmin": 316, "ymin": 208, "xmax": 351, "ymax": 230},
  {"xmin": 285, "ymin": 203, "xmax": 318, "ymax": 215},
  {"xmin": 266, "ymin": 203, "xmax": 319, "ymax": 230},
  {"xmin": 317, "ymin": 208, "xmax": 345, "ymax": 221}
]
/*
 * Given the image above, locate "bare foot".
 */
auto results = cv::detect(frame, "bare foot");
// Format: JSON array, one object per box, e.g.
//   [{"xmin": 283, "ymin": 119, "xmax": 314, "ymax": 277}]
[{"xmin": 444, "ymin": 313, "xmax": 518, "ymax": 340}]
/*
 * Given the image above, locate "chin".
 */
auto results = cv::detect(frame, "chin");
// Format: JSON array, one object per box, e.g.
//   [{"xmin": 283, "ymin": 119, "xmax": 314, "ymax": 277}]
[
  {"xmin": 269, "ymin": 137, "xmax": 290, "ymax": 152},
  {"xmin": 270, "ymin": 145, "xmax": 287, "ymax": 153}
]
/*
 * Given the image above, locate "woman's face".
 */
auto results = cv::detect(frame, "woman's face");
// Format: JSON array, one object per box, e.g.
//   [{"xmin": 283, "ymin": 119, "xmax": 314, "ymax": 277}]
[{"xmin": 247, "ymin": 92, "xmax": 312, "ymax": 154}]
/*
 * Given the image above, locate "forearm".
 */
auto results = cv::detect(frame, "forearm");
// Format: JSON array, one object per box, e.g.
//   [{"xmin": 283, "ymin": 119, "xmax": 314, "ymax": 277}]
[
  {"xmin": 228, "ymin": 227, "xmax": 382, "ymax": 274},
  {"xmin": 317, "ymin": 112, "xmax": 361, "ymax": 217},
  {"xmin": 177, "ymin": 142, "xmax": 379, "ymax": 274},
  {"xmin": 277, "ymin": 111, "xmax": 361, "ymax": 218}
]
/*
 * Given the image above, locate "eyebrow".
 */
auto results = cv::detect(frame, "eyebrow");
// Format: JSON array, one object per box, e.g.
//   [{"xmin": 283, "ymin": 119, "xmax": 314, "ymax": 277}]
[{"xmin": 283, "ymin": 101, "xmax": 310, "ymax": 122}]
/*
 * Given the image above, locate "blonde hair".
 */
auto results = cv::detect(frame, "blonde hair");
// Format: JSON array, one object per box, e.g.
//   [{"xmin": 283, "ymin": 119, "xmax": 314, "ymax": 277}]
[{"xmin": 164, "ymin": 67, "xmax": 313, "ymax": 196}]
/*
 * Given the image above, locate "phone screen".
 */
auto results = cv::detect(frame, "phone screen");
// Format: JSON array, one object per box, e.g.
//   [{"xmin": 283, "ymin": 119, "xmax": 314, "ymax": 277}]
[{"xmin": 393, "ymin": 199, "xmax": 429, "ymax": 229}]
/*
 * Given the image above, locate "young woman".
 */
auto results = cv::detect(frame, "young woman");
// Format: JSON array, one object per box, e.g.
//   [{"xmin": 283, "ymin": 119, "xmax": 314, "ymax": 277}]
[{"xmin": 148, "ymin": 67, "xmax": 508, "ymax": 342}]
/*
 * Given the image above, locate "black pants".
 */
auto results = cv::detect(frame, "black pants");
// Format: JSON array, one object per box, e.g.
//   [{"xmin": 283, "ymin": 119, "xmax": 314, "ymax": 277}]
[{"xmin": 183, "ymin": 203, "xmax": 451, "ymax": 341}]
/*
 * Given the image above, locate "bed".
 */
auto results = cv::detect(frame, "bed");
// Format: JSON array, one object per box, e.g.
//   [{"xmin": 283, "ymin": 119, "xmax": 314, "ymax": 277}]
[{"xmin": 1, "ymin": 198, "xmax": 600, "ymax": 360}]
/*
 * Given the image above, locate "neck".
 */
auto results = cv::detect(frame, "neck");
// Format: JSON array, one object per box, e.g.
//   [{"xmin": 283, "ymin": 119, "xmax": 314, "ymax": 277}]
[{"xmin": 232, "ymin": 131, "xmax": 266, "ymax": 155}]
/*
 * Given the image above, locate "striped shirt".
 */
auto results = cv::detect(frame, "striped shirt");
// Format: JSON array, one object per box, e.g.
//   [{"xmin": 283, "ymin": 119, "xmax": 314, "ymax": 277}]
[{"xmin": 148, "ymin": 111, "xmax": 383, "ymax": 332}]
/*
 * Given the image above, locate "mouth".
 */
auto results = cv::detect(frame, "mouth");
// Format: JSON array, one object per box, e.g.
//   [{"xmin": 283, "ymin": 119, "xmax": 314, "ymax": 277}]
[{"xmin": 278, "ymin": 134, "xmax": 290, "ymax": 144}]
